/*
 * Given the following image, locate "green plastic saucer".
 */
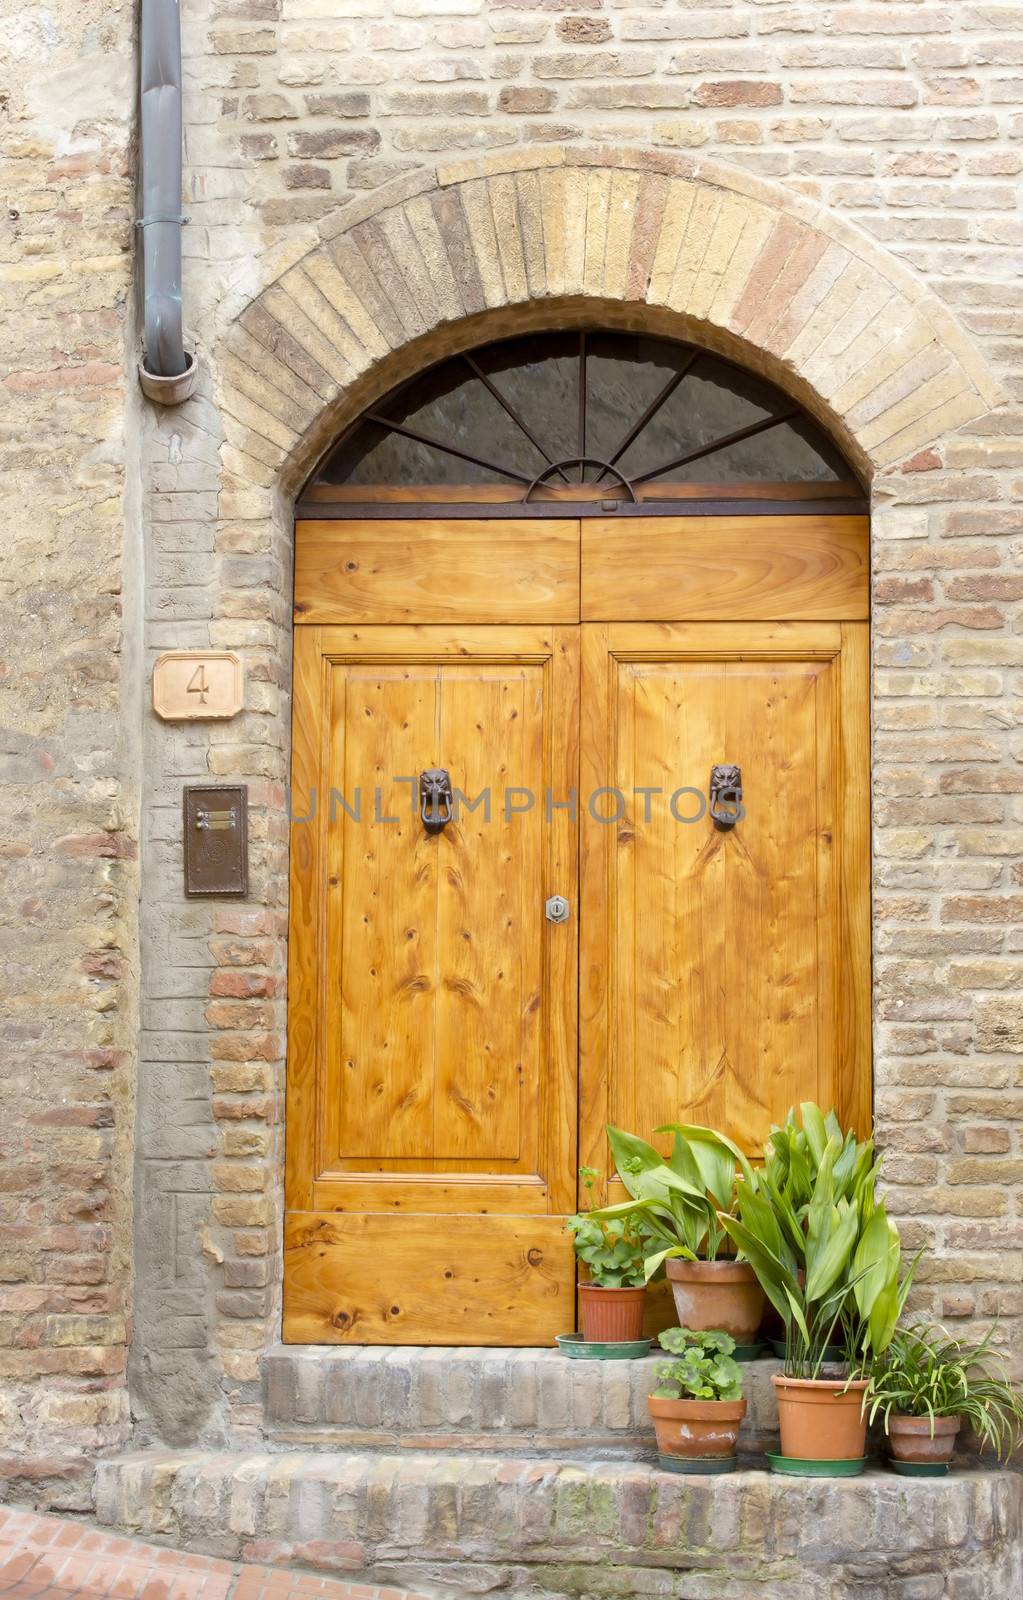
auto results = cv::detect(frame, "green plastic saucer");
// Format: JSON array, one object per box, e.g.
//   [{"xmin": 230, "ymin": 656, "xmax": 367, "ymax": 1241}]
[
  {"xmin": 890, "ymin": 1459, "xmax": 951, "ymax": 1477},
  {"xmin": 732, "ymin": 1342, "xmax": 765, "ymax": 1362},
  {"xmin": 657, "ymin": 1453, "xmax": 736, "ymax": 1475},
  {"xmin": 767, "ymin": 1453, "xmax": 867, "ymax": 1477},
  {"xmin": 556, "ymin": 1333, "xmax": 652, "ymax": 1360}
]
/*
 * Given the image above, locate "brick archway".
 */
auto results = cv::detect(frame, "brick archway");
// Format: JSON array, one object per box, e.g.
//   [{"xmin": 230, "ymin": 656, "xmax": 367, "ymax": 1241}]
[
  {"xmin": 218, "ymin": 145, "xmax": 1001, "ymax": 504},
  {"xmin": 132, "ymin": 146, "xmax": 1006, "ymax": 1447}
]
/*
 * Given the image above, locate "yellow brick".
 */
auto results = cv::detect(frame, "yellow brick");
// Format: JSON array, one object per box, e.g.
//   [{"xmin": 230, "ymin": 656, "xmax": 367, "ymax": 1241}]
[
  {"xmin": 0, "ymin": 262, "xmax": 62, "ymax": 282},
  {"xmin": 647, "ymin": 179, "xmax": 695, "ymax": 305},
  {"xmin": 602, "ymin": 169, "xmax": 640, "ymax": 303},
  {"xmin": 459, "ymin": 178, "xmax": 505, "ymax": 309},
  {"xmin": 668, "ymin": 187, "xmax": 722, "ymax": 315},
  {"xmin": 515, "ymin": 169, "xmax": 546, "ymax": 299},
  {"xmin": 687, "ymin": 193, "xmax": 747, "ymax": 322},
  {"xmin": 582, "ymin": 168, "xmax": 612, "ymax": 299},
  {"xmin": 488, "ymin": 174, "xmax": 528, "ymax": 305},
  {"xmin": 539, "ymin": 167, "xmax": 568, "ymax": 298}
]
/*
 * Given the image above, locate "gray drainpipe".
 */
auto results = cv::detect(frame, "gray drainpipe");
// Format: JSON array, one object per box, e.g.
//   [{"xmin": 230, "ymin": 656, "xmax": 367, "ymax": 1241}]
[{"xmin": 138, "ymin": 0, "xmax": 198, "ymax": 403}]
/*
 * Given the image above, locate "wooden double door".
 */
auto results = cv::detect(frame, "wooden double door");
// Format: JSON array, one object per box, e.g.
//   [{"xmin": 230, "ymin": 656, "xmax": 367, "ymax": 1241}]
[{"xmin": 284, "ymin": 514, "xmax": 870, "ymax": 1344}]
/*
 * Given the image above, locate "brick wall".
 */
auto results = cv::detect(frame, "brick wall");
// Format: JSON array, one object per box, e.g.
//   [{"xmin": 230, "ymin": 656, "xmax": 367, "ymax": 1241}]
[
  {"xmin": 6, "ymin": 0, "xmax": 1023, "ymax": 1494},
  {"xmin": 0, "ymin": 0, "xmax": 137, "ymax": 1505},
  {"xmin": 142, "ymin": 0, "xmax": 1023, "ymax": 1448}
]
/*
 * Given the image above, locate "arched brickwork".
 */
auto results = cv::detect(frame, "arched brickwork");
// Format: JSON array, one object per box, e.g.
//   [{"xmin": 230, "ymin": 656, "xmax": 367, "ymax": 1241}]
[
  {"xmin": 217, "ymin": 146, "xmax": 1002, "ymax": 504},
  {"xmin": 132, "ymin": 147, "xmax": 1010, "ymax": 1448}
]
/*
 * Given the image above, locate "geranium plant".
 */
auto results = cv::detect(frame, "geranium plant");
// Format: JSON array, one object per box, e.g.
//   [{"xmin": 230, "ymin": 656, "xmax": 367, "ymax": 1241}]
[
  {"xmin": 651, "ymin": 1328, "xmax": 744, "ymax": 1403},
  {"xmin": 566, "ymin": 1167, "xmax": 650, "ymax": 1287}
]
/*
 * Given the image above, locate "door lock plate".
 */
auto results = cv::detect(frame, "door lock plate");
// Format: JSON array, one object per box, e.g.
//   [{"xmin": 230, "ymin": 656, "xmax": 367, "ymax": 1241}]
[{"xmin": 545, "ymin": 894, "xmax": 570, "ymax": 924}]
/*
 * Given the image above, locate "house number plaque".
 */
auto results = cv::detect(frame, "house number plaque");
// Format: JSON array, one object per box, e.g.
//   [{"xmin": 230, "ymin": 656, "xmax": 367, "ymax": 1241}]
[{"xmin": 153, "ymin": 651, "xmax": 244, "ymax": 721}]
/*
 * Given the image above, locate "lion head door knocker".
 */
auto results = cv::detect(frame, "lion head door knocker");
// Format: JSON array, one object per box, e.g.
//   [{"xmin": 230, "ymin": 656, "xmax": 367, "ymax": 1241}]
[
  {"xmin": 419, "ymin": 768, "xmax": 453, "ymax": 833},
  {"xmin": 709, "ymin": 764, "xmax": 744, "ymax": 831}
]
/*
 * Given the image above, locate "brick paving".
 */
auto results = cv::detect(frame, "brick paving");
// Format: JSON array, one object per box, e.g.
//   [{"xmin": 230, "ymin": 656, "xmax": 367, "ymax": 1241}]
[{"xmin": 0, "ymin": 1509, "xmax": 429, "ymax": 1600}]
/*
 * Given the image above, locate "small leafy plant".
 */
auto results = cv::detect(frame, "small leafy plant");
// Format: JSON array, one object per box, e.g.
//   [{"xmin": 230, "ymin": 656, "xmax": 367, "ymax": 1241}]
[
  {"xmin": 650, "ymin": 1328, "xmax": 744, "ymax": 1403},
  {"xmin": 567, "ymin": 1168, "xmax": 650, "ymax": 1287},
  {"xmin": 869, "ymin": 1322, "xmax": 1023, "ymax": 1459}
]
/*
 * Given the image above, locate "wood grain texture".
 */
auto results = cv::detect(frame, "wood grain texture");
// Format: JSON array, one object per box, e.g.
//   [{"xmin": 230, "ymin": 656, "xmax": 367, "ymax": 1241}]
[
  {"xmin": 287, "ymin": 522, "xmax": 872, "ymax": 1341},
  {"xmin": 284, "ymin": 624, "xmax": 579, "ymax": 1340},
  {"xmin": 311, "ymin": 1177, "xmax": 550, "ymax": 1213},
  {"xmin": 579, "ymin": 621, "xmax": 871, "ymax": 1174},
  {"xmin": 578, "ymin": 622, "xmax": 612, "ymax": 1193},
  {"xmin": 283, "ymin": 1212, "xmax": 573, "ymax": 1345},
  {"xmin": 838, "ymin": 622, "xmax": 873, "ymax": 1139},
  {"xmin": 285, "ymin": 626, "xmax": 326, "ymax": 1211},
  {"xmin": 294, "ymin": 519, "xmax": 579, "ymax": 624},
  {"xmin": 581, "ymin": 516, "xmax": 868, "ymax": 622}
]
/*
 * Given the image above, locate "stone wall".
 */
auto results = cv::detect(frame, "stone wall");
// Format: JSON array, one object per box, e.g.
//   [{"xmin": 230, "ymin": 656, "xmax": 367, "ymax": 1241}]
[
  {"xmin": 0, "ymin": 0, "xmax": 138, "ymax": 1506},
  {"xmin": 5, "ymin": 0, "xmax": 1023, "ymax": 1502}
]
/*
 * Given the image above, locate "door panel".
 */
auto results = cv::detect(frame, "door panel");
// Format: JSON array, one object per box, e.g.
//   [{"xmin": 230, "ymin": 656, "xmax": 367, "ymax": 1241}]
[
  {"xmin": 580, "ymin": 621, "xmax": 870, "ymax": 1188},
  {"xmin": 295, "ymin": 518, "xmax": 579, "ymax": 624},
  {"xmin": 581, "ymin": 515, "xmax": 868, "ymax": 622},
  {"xmin": 326, "ymin": 662, "xmax": 542, "ymax": 1169},
  {"xmin": 284, "ymin": 1213, "xmax": 573, "ymax": 1345},
  {"xmin": 285, "ymin": 624, "xmax": 578, "ymax": 1344}
]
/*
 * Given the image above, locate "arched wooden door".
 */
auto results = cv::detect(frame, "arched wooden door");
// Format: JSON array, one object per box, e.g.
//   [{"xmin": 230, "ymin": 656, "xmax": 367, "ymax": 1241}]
[{"xmin": 282, "ymin": 333, "xmax": 871, "ymax": 1346}]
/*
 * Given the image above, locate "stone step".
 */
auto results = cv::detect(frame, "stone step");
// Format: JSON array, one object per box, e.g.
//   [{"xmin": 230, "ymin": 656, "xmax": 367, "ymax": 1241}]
[
  {"xmin": 262, "ymin": 1344, "xmax": 787, "ymax": 1455},
  {"xmin": 93, "ymin": 1448, "xmax": 1022, "ymax": 1600}
]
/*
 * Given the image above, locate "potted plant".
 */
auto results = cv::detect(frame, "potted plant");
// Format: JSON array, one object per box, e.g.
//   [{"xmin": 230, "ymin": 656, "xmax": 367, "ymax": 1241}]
[
  {"xmin": 648, "ymin": 1327, "xmax": 746, "ymax": 1474},
  {"xmin": 868, "ymin": 1321, "xmax": 1023, "ymax": 1474},
  {"xmin": 567, "ymin": 1167, "xmax": 649, "ymax": 1343},
  {"xmin": 719, "ymin": 1103, "xmax": 918, "ymax": 1472},
  {"xmin": 757, "ymin": 1104, "xmax": 875, "ymax": 1358},
  {"xmin": 588, "ymin": 1123, "xmax": 765, "ymax": 1344}
]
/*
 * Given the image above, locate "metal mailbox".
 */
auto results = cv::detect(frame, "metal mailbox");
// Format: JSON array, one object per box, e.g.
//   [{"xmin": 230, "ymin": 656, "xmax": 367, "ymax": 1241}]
[{"xmin": 183, "ymin": 785, "xmax": 248, "ymax": 897}]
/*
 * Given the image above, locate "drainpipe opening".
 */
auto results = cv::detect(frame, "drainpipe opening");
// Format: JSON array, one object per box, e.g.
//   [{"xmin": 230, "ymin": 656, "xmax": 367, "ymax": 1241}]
[{"xmin": 139, "ymin": 347, "xmax": 198, "ymax": 406}]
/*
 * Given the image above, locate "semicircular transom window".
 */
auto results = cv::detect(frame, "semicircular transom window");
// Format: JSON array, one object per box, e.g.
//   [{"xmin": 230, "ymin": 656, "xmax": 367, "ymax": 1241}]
[{"xmin": 310, "ymin": 330, "xmax": 858, "ymax": 502}]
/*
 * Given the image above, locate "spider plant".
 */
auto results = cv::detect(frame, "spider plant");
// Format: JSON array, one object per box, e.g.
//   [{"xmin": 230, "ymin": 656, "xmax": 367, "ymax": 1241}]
[{"xmin": 868, "ymin": 1322, "xmax": 1023, "ymax": 1459}]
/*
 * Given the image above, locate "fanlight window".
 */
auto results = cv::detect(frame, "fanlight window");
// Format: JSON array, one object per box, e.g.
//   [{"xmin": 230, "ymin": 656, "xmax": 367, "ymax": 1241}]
[{"xmin": 311, "ymin": 330, "xmax": 857, "ymax": 501}]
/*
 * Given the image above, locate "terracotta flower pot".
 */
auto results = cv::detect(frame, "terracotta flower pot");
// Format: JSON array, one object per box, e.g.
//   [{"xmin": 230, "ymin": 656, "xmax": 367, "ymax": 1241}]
[
  {"xmin": 665, "ymin": 1258, "xmax": 765, "ymax": 1343},
  {"xmin": 648, "ymin": 1394, "xmax": 747, "ymax": 1462},
  {"xmin": 578, "ymin": 1283, "xmax": 646, "ymax": 1343},
  {"xmin": 772, "ymin": 1375, "xmax": 870, "ymax": 1461},
  {"xmin": 888, "ymin": 1413, "xmax": 960, "ymax": 1466}
]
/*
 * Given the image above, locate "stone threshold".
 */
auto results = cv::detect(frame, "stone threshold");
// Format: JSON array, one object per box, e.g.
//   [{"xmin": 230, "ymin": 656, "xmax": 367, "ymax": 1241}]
[
  {"xmin": 93, "ymin": 1448, "xmax": 1023, "ymax": 1600},
  {"xmin": 262, "ymin": 1343, "xmax": 786, "ymax": 1456}
]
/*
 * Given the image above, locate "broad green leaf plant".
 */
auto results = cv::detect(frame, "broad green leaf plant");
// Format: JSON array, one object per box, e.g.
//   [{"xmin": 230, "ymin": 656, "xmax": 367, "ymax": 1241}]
[
  {"xmin": 718, "ymin": 1103, "xmax": 919, "ymax": 1380},
  {"xmin": 651, "ymin": 1327, "xmax": 744, "ymax": 1403},
  {"xmin": 587, "ymin": 1123, "xmax": 756, "ymax": 1281}
]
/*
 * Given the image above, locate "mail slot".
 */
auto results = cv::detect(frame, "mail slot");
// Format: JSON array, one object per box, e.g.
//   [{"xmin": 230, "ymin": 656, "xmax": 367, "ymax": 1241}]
[{"xmin": 183, "ymin": 784, "xmax": 248, "ymax": 896}]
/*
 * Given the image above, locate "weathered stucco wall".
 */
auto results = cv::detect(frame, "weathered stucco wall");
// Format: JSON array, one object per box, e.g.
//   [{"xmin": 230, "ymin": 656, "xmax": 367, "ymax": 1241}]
[
  {"xmin": 0, "ymin": 0, "xmax": 138, "ymax": 1506},
  {"xmin": 5, "ymin": 0, "xmax": 1023, "ymax": 1501}
]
